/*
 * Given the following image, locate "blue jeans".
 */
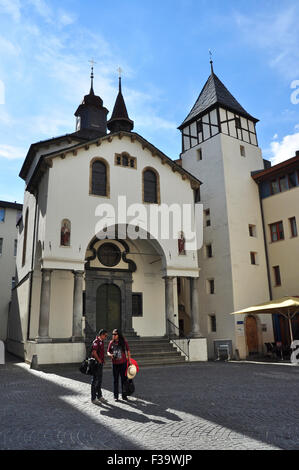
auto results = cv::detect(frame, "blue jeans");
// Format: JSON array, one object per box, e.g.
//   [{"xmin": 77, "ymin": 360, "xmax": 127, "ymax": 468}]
[{"xmin": 91, "ymin": 363, "xmax": 103, "ymax": 401}]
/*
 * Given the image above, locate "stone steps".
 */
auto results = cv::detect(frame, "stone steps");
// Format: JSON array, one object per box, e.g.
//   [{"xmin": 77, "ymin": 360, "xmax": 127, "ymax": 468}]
[{"xmin": 103, "ymin": 336, "xmax": 188, "ymax": 367}]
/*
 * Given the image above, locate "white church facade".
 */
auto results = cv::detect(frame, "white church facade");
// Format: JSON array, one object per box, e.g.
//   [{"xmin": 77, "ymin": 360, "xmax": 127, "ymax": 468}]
[{"xmin": 7, "ymin": 72, "xmax": 207, "ymax": 365}]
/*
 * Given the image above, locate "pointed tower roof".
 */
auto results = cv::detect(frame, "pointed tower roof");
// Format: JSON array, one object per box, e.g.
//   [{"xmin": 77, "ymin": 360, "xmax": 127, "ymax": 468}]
[
  {"xmin": 107, "ymin": 76, "xmax": 134, "ymax": 133},
  {"xmin": 178, "ymin": 64, "xmax": 258, "ymax": 130}
]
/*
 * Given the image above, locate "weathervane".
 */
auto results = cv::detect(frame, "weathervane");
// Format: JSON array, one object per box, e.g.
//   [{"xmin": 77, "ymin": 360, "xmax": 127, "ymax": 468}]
[
  {"xmin": 209, "ymin": 49, "xmax": 214, "ymax": 74},
  {"xmin": 118, "ymin": 66, "xmax": 123, "ymax": 91},
  {"xmin": 89, "ymin": 58, "xmax": 97, "ymax": 90}
]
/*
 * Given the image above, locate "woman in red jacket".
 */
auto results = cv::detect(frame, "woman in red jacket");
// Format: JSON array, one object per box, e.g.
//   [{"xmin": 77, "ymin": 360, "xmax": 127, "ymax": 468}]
[{"xmin": 107, "ymin": 329, "xmax": 131, "ymax": 402}]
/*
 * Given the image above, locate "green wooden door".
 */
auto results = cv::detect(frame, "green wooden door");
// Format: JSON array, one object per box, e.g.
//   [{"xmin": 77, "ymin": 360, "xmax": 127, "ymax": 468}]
[{"xmin": 96, "ymin": 284, "xmax": 121, "ymax": 332}]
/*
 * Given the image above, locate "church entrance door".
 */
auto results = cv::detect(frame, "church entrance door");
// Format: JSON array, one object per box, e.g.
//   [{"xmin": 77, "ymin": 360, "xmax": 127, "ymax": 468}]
[{"xmin": 96, "ymin": 283, "xmax": 121, "ymax": 332}]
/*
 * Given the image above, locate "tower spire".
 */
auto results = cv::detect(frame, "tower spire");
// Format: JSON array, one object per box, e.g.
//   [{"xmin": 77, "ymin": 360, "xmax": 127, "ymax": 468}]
[
  {"xmin": 89, "ymin": 58, "xmax": 97, "ymax": 94},
  {"xmin": 209, "ymin": 49, "xmax": 214, "ymax": 75},
  {"xmin": 107, "ymin": 69, "xmax": 134, "ymax": 133},
  {"xmin": 118, "ymin": 67, "xmax": 122, "ymax": 93},
  {"xmin": 74, "ymin": 58, "xmax": 109, "ymax": 138}
]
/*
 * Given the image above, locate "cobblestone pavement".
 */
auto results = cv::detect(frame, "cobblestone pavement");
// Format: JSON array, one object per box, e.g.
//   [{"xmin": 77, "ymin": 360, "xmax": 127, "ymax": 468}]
[{"xmin": 1, "ymin": 354, "xmax": 299, "ymax": 450}]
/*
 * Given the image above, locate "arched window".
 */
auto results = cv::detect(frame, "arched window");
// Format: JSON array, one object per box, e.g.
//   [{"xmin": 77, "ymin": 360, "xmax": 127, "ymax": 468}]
[
  {"xmin": 22, "ymin": 209, "xmax": 29, "ymax": 267},
  {"xmin": 143, "ymin": 168, "xmax": 159, "ymax": 204},
  {"xmin": 90, "ymin": 158, "xmax": 109, "ymax": 197}
]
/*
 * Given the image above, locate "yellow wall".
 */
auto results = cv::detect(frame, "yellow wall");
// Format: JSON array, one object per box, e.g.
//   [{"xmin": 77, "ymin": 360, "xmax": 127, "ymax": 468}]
[{"xmin": 262, "ymin": 186, "xmax": 299, "ymax": 298}]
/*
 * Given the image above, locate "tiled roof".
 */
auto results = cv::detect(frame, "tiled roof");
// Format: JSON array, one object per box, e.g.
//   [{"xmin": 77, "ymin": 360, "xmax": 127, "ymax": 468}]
[{"xmin": 179, "ymin": 72, "xmax": 258, "ymax": 129}]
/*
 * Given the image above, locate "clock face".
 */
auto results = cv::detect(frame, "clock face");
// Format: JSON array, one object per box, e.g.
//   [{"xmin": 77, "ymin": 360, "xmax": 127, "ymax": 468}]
[{"xmin": 76, "ymin": 116, "xmax": 81, "ymax": 131}]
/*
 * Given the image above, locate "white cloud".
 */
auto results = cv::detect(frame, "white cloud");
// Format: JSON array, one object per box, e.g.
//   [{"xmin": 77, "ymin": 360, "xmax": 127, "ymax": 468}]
[
  {"xmin": 0, "ymin": 144, "xmax": 26, "ymax": 160},
  {"xmin": 269, "ymin": 129, "xmax": 299, "ymax": 165},
  {"xmin": 0, "ymin": 0, "xmax": 21, "ymax": 22},
  {"xmin": 58, "ymin": 10, "xmax": 77, "ymax": 26}
]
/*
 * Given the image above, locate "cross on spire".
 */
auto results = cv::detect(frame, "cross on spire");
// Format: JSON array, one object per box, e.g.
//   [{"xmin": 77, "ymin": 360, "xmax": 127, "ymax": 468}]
[
  {"xmin": 89, "ymin": 58, "xmax": 97, "ymax": 92},
  {"xmin": 118, "ymin": 67, "xmax": 123, "ymax": 92}
]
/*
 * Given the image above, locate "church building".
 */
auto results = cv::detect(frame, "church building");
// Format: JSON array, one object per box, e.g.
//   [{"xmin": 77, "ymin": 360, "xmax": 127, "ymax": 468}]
[{"xmin": 7, "ymin": 69, "xmax": 207, "ymax": 365}]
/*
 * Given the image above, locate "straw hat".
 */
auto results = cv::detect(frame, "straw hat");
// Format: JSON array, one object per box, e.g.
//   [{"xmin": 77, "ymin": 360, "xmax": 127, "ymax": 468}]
[{"xmin": 127, "ymin": 364, "xmax": 137, "ymax": 379}]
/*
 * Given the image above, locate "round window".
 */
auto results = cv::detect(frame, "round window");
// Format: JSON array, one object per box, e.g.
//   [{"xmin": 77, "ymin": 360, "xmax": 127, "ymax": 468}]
[{"xmin": 97, "ymin": 243, "xmax": 121, "ymax": 267}]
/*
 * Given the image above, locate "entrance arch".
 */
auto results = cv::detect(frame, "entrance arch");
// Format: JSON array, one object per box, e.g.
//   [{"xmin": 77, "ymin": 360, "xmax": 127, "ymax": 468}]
[
  {"xmin": 245, "ymin": 315, "xmax": 259, "ymax": 355},
  {"xmin": 96, "ymin": 283, "xmax": 121, "ymax": 332}
]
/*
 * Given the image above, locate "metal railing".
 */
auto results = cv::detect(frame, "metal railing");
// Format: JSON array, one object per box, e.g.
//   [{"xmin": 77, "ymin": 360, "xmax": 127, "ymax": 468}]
[{"xmin": 167, "ymin": 319, "xmax": 190, "ymax": 361}]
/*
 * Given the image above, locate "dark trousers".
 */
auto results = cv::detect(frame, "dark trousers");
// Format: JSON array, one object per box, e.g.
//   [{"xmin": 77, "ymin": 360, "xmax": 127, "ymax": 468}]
[
  {"xmin": 91, "ymin": 363, "xmax": 103, "ymax": 401},
  {"xmin": 113, "ymin": 362, "xmax": 127, "ymax": 399}
]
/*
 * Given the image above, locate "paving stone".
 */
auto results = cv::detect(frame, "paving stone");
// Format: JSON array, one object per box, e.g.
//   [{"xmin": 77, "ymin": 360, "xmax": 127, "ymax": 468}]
[{"xmin": 1, "ymin": 354, "xmax": 299, "ymax": 450}]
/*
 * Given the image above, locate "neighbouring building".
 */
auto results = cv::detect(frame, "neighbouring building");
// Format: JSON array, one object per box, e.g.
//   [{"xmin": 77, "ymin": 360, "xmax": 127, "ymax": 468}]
[
  {"xmin": 0, "ymin": 200, "xmax": 22, "ymax": 341},
  {"xmin": 252, "ymin": 153, "xmax": 299, "ymax": 345}
]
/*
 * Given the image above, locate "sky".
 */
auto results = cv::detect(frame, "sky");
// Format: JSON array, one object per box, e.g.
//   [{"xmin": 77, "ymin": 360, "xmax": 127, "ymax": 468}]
[{"xmin": 0, "ymin": 0, "xmax": 299, "ymax": 203}]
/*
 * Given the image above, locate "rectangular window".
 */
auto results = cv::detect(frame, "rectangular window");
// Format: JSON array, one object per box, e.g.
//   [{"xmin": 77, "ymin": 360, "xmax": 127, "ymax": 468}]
[
  {"xmin": 235, "ymin": 117, "xmax": 241, "ymax": 129},
  {"xmin": 249, "ymin": 224, "xmax": 256, "ymax": 237},
  {"xmin": 240, "ymin": 145, "xmax": 246, "ymax": 157},
  {"xmin": 290, "ymin": 217, "xmax": 298, "ymax": 237},
  {"xmin": 270, "ymin": 180, "xmax": 280, "ymax": 195},
  {"xmin": 132, "ymin": 293, "xmax": 143, "ymax": 317},
  {"xmin": 0, "ymin": 208, "xmax": 5, "ymax": 222},
  {"xmin": 197, "ymin": 148, "xmax": 202, "ymax": 161},
  {"xmin": 197, "ymin": 120, "xmax": 203, "ymax": 134},
  {"xmin": 206, "ymin": 244, "xmax": 213, "ymax": 258},
  {"xmin": 279, "ymin": 175, "xmax": 288, "ymax": 192},
  {"xmin": 193, "ymin": 188, "xmax": 201, "ymax": 203},
  {"xmin": 288, "ymin": 172, "xmax": 297, "ymax": 188},
  {"xmin": 0, "ymin": 238, "xmax": 3, "ymax": 255},
  {"xmin": 270, "ymin": 221, "xmax": 284, "ymax": 242},
  {"xmin": 208, "ymin": 279, "xmax": 215, "ymax": 295},
  {"xmin": 250, "ymin": 252, "xmax": 257, "ymax": 265},
  {"xmin": 273, "ymin": 266, "xmax": 281, "ymax": 286},
  {"xmin": 14, "ymin": 239, "xmax": 17, "ymax": 257},
  {"xmin": 205, "ymin": 209, "xmax": 211, "ymax": 227},
  {"xmin": 209, "ymin": 314, "xmax": 217, "ymax": 333}
]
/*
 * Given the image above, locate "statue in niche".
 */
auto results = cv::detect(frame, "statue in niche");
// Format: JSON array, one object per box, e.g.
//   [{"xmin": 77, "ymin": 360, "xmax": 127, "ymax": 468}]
[
  {"xmin": 61, "ymin": 219, "xmax": 71, "ymax": 246},
  {"xmin": 178, "ymin": 231, "xmax": 186, "ymax": 255}
]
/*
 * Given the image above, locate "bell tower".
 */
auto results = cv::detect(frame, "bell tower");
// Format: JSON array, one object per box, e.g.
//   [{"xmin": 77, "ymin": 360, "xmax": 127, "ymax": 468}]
[
  {"xmin": 180, "ymin": 61, "xmax": 272, "ymax": 359},
  {"xmin": 74, "ymin": 63, "xmax": 109, "ymax": 139}
]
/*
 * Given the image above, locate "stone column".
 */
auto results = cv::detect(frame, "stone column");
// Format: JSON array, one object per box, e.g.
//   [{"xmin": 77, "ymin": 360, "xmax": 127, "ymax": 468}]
[
  {"xmin": 164, "ymin": 276, "xmax": 176, "ymax": 336},
  {"xmin": 36, "ymin": 269, "xmax": 53, "ymax": 343},
  {"xmin": 189, "ymin": 277, "xmax": 202, "ymax": 338},
  {"xmin": 72, "ymin": 271, "xmax": 84, "ymax": 342}
]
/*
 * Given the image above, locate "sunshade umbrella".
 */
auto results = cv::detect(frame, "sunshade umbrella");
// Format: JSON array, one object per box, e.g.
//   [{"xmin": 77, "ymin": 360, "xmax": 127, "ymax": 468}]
[{"xmin": 231, "ymin": 296, "xmax": 299, "ymax": 344}]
